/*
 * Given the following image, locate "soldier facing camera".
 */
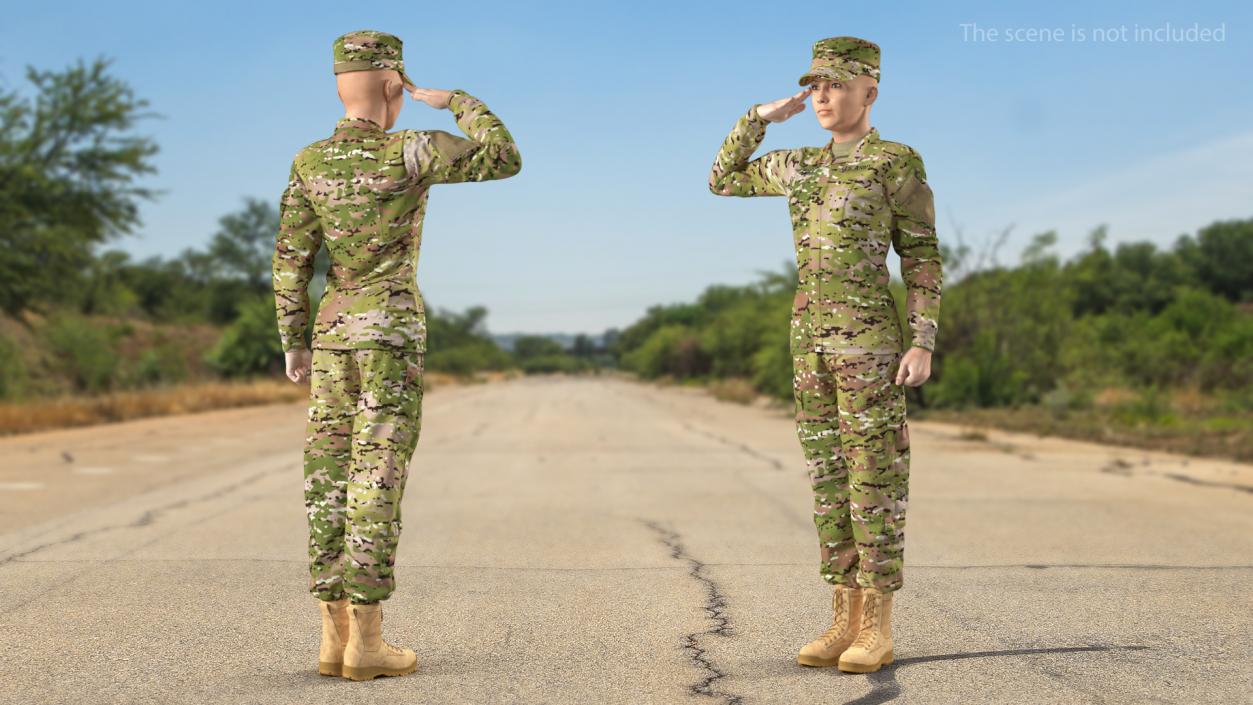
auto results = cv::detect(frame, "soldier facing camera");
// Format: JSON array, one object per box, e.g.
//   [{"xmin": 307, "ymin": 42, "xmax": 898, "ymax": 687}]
[{"xmin": 709, "ymin": 34, "xmax": 943, "ymax": 674}]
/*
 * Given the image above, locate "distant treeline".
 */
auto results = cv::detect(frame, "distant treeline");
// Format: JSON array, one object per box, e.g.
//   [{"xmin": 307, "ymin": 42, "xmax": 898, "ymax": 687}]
[
  {"xmin": 5, "ymin": 56, "xmax": 1251, "ymax": 421},
  {"xmin": 0, "ymin": 56, "xmax": 602, "ymax": 401},
  {"xmin": 610, "ymin": 218, "xmax": 1253, "ymax": 415}
]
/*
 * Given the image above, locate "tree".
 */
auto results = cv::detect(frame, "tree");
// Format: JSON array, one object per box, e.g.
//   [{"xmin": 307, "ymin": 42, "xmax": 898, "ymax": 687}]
[
  {"xmin": 1176, "ymin": 218, "xmax": 1253, "ymax": 303},
  {"xmin": 513, "ymin": 335, "xmax": 565, "ymax": 360},
  {"xmin": 571, "ymin": 333, "xmax": 597, "ymax": 358},
  {"xmin": 208, "ymin": 197, "xmax": 280, "ymax": 290},
  {"xmin": 0, "ymin": 55, "xmax": 161, "ymax": 318}
]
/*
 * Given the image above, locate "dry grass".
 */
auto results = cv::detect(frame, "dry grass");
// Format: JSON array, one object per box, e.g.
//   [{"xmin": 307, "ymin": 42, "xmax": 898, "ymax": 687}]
[
  {"xmin": 916, "ymin": 404, "xmax": 1253, "ymax": 463},
  {"xmin": 1093, "ymin": 387, "xmax": 1137, "ymax": 408},
  {"xmin": 957, "ymin": 428, "xmax": 989, "ymax": 442},
  {"xmin": 0, "ymin": 370, "xmax": 507, "ymax": 436},
  {"xmin": 0, "ymin": 379, "xmax": 306, "ymax": 436},
  {"xmin": 708, "ymin": 378, "xmax": 759, "ymax": 405}
]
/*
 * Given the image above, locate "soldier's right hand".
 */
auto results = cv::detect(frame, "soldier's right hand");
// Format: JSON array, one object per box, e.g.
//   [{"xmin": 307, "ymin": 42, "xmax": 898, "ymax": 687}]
[
  {"xmin": 285, "ymin": 349, "xmax": 312, "ymax": 383},
  {"xmin": 755, "ymin": 89, "xmax": 810, "ymax": 123},
  {"xmin": 409, "ymin": 86, "xmax": 453, "ymax": 110}
]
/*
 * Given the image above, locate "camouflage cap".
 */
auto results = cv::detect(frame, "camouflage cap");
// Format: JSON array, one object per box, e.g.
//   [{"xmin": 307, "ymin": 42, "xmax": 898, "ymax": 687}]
[
  {"xmin": 332, "ymin": 30, "xmax": 415, "ymax": 89},
  {"xmin": 798, "ymin": 36, "xmax": 880, "ymax": 86}
]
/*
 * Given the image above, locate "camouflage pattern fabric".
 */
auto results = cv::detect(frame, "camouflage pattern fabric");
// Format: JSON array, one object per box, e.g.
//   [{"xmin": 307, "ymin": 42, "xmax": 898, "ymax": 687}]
[
  {"xmin": 304, "ymin": 348, "xmax": 424, "ymax": 603},
  {"xmin": 273, "ymin": 89, "xmax": 521, "ymax": 354},
  {"xmin": 332, "ymin": 30, "xmax": 415, "ymax": 89},
  {"xmin": 708, "ymin": 106, "xmax": 941, "ymax": 354},
  {"xmin": 794, "ymin": 351, "xmax": 909, "ymax": 592},
  {"xmin": 798, "ymin": 36, "xmax": 881, "ymax": 86},
  {"xmin": 710, "ymin": 99, "xmax": 941, "ymax": 593},
  {"xmin": 275, "ymin": 83, "xmax": 519, "ymax": 604}
]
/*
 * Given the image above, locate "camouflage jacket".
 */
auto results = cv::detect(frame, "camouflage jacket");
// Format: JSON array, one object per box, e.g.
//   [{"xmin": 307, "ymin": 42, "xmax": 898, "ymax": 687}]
[
  {"xmin": 273, "ymin": 89, "xmax": 521, "ymax": 353},
  {"xmin": 709, "ymin": 105, "xmax": 942, "ymax": 354}
]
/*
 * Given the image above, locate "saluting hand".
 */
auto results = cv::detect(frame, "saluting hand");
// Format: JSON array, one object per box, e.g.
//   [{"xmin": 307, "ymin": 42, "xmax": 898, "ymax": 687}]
[
  {"xmin": 894, "ymin": 347, "xmax": 932, "ymax": 387},
  {"xmin": 408, "ymin": 86, "xmax": 453, "ymax": 110},
  {"xmin": 755, "ymin": 88, "xmax": 811, "ymax": 123}
]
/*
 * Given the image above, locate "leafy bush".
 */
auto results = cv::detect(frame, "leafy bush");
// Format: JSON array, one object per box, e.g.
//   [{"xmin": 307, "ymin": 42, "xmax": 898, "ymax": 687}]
[
  {"xmin": 521, "ymin": 354, "xmax": 590, "ymax": 374},
  {"xmin": 40, "ymin": 313, "xmax": 120, "ymax": 393},
  {"xmin": 622, "ymin": 324, "xmax": 709, "ymax": 379},
  {"xmin": 0, "ymin": 333, "xmax": 29, "ymax": 400},
  {"xmin": 130, "ymin": 343, "xmax": 189, "ymax": 386},
  {"xmin": 204, "ymin": 294, "xmax": 283, "ymax": 378}
]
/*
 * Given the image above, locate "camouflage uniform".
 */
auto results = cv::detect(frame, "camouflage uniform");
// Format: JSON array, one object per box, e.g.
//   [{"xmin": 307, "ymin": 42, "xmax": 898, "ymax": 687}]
[
  {"xmin": 708, "ymin": 37, "xmax": 941, "ymax": 593},
  {"xmin": 273, "ymin": 30, "xmax": 521, "ymax": 604}
]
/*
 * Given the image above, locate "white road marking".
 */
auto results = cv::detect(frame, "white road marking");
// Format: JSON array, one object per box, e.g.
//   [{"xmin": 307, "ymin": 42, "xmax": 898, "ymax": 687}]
[
  {"xmin": 0, "ymin": 482, "xmax": 45, "ymax": 491},
  {"xmin": 73, "ymin": 466, "xmax": 115, "ymax": 476}
]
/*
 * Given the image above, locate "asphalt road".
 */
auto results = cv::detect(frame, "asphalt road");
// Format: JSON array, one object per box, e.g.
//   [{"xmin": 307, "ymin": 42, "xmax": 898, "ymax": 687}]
[{"xmin": 1, "ymin": 376, "xmax": 1249, "ymax": 705}]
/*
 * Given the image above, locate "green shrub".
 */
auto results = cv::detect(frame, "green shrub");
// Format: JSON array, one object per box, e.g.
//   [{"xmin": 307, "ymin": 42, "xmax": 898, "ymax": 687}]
[
  {"xmin": 750, "ymin": 336, "xmax": 792, "ymax": 400},
  {"xmin": 520, "ymin": 354, "xmax": 589, "ymax": 374},
  {"xmin": 40, "ymin": 312, "xmax": 120, "ymax": 393},
  {"xmin": 623, "ymin": 324, "xmax": 709, "ymax": 379},
  {"xmin": 0, "ymin": 333, "xmax": 29, "ymax": 400},
  {"xmin": 204, "ymin": 294, "xmax": 283, "ymax": 378},
  {"xmin": 130, "ymin": 342, "xmax": 189, "ymax": 386}
]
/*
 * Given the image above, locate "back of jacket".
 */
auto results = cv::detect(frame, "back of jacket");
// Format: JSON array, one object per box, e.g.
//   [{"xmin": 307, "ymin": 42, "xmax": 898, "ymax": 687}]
[{"xmin": 272, "ymin": 89, "xmax": 521, "ymax": 354}]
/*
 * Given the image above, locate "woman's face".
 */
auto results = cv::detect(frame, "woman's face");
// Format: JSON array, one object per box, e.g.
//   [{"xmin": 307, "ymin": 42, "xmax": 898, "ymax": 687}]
[{"xmin": 808, "ymin": 76, "xmax": 876, "ymax": 132}]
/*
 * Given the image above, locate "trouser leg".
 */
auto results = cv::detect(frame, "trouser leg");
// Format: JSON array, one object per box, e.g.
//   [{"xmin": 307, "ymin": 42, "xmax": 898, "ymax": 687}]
[
  {"xmin": 344, "ymin": 348, "xmax": 425, "ymax": 604},
  {"xmin": 305, "ymin": 347, "xmax": 359, "ymax": 601},
  {"xmin": 794, "ymin": 351, "xmax": 859, "ymax": 586},
  {"xmin": 832, "ymin": 352, "xmax": 910, "ymax": 593}
]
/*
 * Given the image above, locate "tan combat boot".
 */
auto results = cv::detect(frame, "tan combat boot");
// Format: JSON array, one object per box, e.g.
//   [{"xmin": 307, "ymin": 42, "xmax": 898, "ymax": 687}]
[
  {"xmin": 342, "ymin": 601, "xmax": 418, "ymax": 681},
  {"xmin": 317, "ymin": 597, "xmax": 350, "ymax": 676},
  {"xmin": 797, "ymin": 584, "xmax": 864, "ymax": 667},
  {"xmin": 838, "ymin": 586, "xmax": 894, "ymax": 673}
]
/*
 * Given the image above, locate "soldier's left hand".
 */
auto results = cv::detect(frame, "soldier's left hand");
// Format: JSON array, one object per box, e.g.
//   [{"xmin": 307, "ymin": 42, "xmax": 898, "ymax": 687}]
[
  {"xmin": 285, "ymin": 349, "xmax": 312, "ymax": 384},
  {"xmin": 409, "ymin": 86, "xmax": 453, "ymax": 110},
  {"xmin": 894, "ymin": 347, "xmax": 932, "ymax": 386}
]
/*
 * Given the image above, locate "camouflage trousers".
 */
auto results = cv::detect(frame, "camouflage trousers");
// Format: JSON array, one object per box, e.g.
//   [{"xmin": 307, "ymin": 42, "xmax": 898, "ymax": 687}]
[
  {"xmin": 304, "ymin": 346, "xmax": 424, "ymax": 604},
  {"xmin": 793, "ymin": 350, "xmax": 910, "ymax": 593}
]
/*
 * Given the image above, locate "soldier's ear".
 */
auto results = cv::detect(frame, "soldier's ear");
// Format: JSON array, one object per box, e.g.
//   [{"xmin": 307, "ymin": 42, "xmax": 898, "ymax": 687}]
[{"xmin": 864, "ymin": 81, "xmax": 878, "ymax": 107}]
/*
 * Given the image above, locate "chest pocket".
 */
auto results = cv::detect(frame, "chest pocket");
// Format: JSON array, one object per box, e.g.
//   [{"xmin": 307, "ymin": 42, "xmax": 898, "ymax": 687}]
[
  {"xmin": 831, "ymin": 162, "xmax": 888, "ymax": 228},
  {"xmin": 787, "ymin": 168, "xmax": 827, "ymax": 226}
]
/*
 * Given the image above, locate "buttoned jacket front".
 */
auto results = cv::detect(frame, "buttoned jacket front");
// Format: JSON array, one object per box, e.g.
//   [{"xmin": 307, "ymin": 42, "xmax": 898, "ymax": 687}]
[{"xmin": 709, "ymin": 106, "xmax": 942, "ymax": 355}]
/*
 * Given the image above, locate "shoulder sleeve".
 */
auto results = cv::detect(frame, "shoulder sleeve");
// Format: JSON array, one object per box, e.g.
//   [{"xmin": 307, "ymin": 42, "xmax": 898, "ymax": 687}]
[
  {"xmin": 708, "ymin": 104, "xmax": 796, "ymax": 197},
  {"xmin": 403, "ymin": 89, "xmax": 521, "ymax": 185},
  {"xmin": 886, "ymin": 146, "xmax": 942, "ymax": 352},
  {"xmin": 271, "ymin": 159, "xmax": 324, "ymax": 353}
]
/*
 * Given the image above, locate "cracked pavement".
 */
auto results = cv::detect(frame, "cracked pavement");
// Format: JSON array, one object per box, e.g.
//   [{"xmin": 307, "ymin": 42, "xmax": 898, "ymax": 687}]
[{"xmin": 0, "ymin": 376, "xmax": 1250, "ymax": 704}]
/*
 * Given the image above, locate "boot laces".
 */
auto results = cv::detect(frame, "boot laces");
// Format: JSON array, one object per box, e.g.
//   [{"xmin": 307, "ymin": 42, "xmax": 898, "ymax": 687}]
[
  {"xmin": 817, "ymin": 589, "xmax": 852, "ymax": 645},
  {"xmin": 852, "ymin": 592, "xmax": 879, "ymax": 649}
]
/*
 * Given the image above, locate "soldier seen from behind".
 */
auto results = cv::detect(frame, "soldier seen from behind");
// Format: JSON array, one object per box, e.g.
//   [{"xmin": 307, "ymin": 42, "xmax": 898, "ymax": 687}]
[{"xmin": 272, "ymin": 29, "xmax": 521, "ymax": 681}]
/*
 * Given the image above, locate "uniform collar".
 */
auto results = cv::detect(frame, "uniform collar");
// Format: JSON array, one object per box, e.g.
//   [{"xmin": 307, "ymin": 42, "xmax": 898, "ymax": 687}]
[
  {"xmin": 825, "ymin": 126, "xmax": 878, "ymax": 162},
  {"xmin": 335, "ymin": 116, "xmax": 385, "ymax": 133}
]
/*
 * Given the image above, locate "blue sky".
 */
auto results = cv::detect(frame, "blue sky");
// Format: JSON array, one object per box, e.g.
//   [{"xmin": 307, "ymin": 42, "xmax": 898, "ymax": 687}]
[{"xmin": 3, "ymin": 0, "xmax": 1249, "ymax": 335}]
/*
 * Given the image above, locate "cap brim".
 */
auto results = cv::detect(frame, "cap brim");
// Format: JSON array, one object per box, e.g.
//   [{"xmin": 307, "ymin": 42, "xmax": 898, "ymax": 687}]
[{"xmin": 798, "ymin": 68, "xmax": 858, "ymax": 86}]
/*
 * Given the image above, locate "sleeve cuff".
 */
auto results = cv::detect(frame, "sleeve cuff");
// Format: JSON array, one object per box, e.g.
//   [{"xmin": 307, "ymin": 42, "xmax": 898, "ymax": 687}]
[
  {"xmin": 448, "ymin": 89, "xmax": 469, "ymax": 112},
  {"xmin": 747, "ymin": 104, "xmax": 769, "ymax": 127}
]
